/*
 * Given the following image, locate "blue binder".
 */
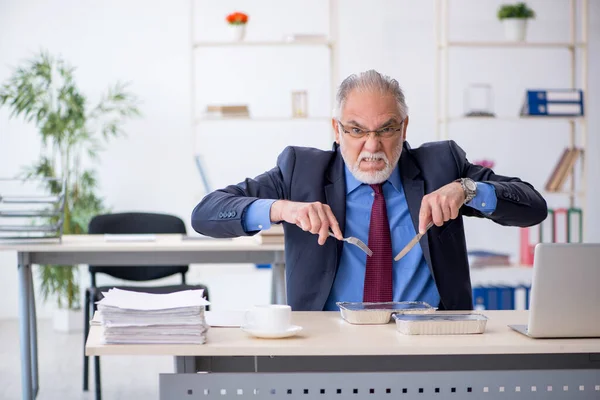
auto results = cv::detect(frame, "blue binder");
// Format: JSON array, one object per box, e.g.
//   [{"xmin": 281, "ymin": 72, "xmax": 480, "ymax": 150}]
[
  {"xmin": 473, "ymin": 287, "xmax": 488, "ymax": 310},
  {"xmin": 520, "ymin": 89, "xmax": 584, "ymax": 116},
  {"xmin": 472, "ymin": 286, "xmax": 517, "ymax": 310}
]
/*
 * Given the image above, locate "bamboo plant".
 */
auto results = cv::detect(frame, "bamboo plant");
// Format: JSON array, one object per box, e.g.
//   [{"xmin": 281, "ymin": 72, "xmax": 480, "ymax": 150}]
[{"xmin": 0, "ymin": 51, "xmax": 140, "ymax": 309}]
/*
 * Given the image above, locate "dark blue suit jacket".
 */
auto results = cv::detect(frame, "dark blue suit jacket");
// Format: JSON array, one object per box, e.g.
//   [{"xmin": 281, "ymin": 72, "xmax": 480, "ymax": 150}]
[{"xmin": 191, "ymin": 140, "xmax": 547, "ymax": 311}]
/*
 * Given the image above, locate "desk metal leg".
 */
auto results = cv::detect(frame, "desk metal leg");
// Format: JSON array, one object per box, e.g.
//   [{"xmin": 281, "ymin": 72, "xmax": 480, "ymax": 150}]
[
  {"xmin": 174, "ymin": 356, "xmax": 197, "ymax": 373},
  {"xmin": 270, "ymin": 251, "xmax": 286, "ymax": 305},
  {"xmin": 18, "ymin": 252, "xmax": 34, "ymax": 400},
  {"xmin": 28, "ymin": 264, "xmax": 39, "ymax": 397}
]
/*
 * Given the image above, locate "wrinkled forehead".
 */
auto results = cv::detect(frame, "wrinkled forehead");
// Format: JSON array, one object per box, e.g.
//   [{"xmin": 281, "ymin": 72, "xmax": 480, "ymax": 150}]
[{"xmin": 341, "ymin": 89, "xmax": 403, "ymax": 126}]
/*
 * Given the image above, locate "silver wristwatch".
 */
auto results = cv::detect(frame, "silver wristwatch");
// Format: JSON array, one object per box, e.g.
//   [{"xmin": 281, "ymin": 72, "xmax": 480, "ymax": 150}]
[{"xmin": 456, "ymin": 178, "xmax": 477, "ymax": 204}]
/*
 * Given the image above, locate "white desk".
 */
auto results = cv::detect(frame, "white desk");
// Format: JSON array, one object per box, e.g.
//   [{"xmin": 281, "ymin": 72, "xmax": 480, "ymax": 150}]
[
  {"xmin": 0, "ymin": 234, "xmax": 285, "ymax": 400},
  {"xmin": 86, "ymin": 311, "xmax": 600, "ymax": 399}
]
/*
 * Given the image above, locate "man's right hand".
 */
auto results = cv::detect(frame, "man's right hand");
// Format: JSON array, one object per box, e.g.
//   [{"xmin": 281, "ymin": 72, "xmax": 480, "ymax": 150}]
[{"xmin": 270, "ymin": 200, "xmax": 343, "ymax": 245}]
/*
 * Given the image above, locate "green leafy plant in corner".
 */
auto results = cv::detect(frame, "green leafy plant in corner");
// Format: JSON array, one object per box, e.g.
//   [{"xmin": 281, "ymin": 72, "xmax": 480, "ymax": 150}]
[
  {"xmin": 497, "ymin": 2, "xmax": 535, "ymax": 20},
  {"xmin": 0, "ymin": 51, "xmax": 140, "ymax": 310}
]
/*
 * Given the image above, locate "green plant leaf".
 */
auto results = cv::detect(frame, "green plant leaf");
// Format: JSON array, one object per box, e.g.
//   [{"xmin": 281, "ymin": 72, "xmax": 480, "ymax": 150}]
[
  {"xmin": 0, "ymin": 51, "xmax": 140, "ymax": 309},
  {"xmin": 497, "ymin": 2, "xmax": 535, "ymax": 20}
]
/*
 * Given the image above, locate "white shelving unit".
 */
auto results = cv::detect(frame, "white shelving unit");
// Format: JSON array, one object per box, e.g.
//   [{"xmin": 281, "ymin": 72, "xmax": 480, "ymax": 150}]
[
  {"xmin": 434, "ymin": 0, "xmax": 589, "ymax": 231},
  {"xmin": 433, "ymin": 1, "xmax": 590, "ymax": 297},
  {"xmin": 196, "ymin": 116, "xmax": 332, "ymax": 123},
  {"xmin": 189, "ymin": 1, "xmax": 339, "ymax": 193},
  {"xmin": 194, "ymin": 40, "xmax": 334, "ymax": 48}
]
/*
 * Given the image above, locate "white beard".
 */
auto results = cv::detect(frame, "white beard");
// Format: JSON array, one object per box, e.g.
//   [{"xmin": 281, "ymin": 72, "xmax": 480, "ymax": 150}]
[{"xmin": 341, "ymin": 144, "xmax": 403, "ymax": 184}]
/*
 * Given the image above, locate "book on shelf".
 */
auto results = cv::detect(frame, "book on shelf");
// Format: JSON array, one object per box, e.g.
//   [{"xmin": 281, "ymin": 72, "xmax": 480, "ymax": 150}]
[
  {"xmin": 254, "ymin": 224, "xmax": 284, "ymax": 244},
  {"xmin": 204, "ymin": 104, "xmax": 250, "ymax": 119},
  {"xmin": 468, "ymin": 250, "xmax": 511, "ymax": 268},
  {"xmin": 283, "ymin": 34, "xmax": 328, "ymax": 43},
  {"xmin": 544, "ymin": 147, "xmax": 581, "ymax": 192}
]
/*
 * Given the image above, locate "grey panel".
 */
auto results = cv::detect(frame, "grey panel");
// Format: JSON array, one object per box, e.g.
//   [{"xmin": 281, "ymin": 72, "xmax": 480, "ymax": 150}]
[
  {"xmin": 160, "ymin": 370, "xmax": 600, "ymax": 399},
  {"xmin": 193, "ymin": 354, "xmax": 600, "ymax": 373}
]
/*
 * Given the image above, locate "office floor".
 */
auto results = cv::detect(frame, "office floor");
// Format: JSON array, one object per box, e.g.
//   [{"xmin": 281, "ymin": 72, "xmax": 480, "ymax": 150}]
[{"xmin": 0, "ymin": 319, "xmax": 172, "ymax": 400}]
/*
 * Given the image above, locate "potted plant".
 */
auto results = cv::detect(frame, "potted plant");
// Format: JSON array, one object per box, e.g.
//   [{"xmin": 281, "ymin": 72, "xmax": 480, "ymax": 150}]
[
  {"xmin": 226, "ymin": 11, "xmax": 249, "ymax": 41},
  {"xmin": 0, "ymin": 51, "xmax": 140, "ymax": 332},
  {"xmin": 497, "ymin": 2, "xmax": 535, "ymax": 41}
]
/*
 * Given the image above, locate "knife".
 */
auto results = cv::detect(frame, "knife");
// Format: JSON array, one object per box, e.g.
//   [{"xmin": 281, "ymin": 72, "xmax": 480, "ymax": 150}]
[{"xmin": 394, "ymin": 221, "xmax": 434, "ymax": 261}]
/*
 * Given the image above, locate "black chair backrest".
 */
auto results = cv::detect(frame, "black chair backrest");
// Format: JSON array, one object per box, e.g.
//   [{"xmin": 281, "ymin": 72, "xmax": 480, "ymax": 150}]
[{"xmin": 88, "ymin": 212, "xmax": 188, "ymax": 283}]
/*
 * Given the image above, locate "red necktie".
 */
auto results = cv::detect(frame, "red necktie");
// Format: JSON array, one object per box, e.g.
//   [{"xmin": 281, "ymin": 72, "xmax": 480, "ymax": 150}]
[{"xmin": 363, "ymin": 183, "xmax": 393, "ymax": 302}]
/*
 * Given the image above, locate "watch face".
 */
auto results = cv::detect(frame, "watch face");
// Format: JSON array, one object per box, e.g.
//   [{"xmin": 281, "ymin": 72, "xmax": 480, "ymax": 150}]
[{"xmin": 465, "ymin": 179, "xmax": 477, "ymax": 191}]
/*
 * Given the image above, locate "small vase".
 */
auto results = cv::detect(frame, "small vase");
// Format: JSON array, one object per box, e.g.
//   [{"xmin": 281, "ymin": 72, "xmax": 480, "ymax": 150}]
[
  {"xmin": 502, "ymin": 18, "xmax": 528, "ymax": 42},
  {"xmin": 230, "ymin": 24, "xmax": 246, "ymax": 41}
]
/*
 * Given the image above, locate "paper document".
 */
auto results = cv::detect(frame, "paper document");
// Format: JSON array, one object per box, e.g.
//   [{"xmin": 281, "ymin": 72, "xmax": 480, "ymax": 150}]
[
  {"xmin": 98, "ymin": 288, "xmax": 209, "ymax": 310},
  {"xmin": 95, "ymin": 288, "xmax": 210, "ymax": 344},
  {"xmin": 104, "ymin": 234, "xmax": 157, "ymax": 242}
]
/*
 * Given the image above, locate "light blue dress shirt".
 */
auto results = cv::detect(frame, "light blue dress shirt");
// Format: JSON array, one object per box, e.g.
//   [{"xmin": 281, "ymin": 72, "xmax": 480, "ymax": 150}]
[{"xmin": 242, "ymin": 170, "xmax": 497, "ymax": 311}]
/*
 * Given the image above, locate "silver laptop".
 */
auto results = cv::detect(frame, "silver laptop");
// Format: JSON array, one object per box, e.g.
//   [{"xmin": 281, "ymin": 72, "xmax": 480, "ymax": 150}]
[{"xmin": 509, "ymin": 242, "xmax": 600, "ymax": 338}]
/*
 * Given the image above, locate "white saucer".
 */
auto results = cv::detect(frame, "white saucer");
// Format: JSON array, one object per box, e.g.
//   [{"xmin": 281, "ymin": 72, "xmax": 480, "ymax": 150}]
[{"xmin": 241, "ymin": 325, "xmax": 303, "ymax": 339}]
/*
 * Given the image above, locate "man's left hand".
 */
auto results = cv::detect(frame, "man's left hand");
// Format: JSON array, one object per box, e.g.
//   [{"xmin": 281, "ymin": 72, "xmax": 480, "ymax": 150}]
[{"xmin": 418, "ymin": 181, "xmax": 465, "ymax": 234}]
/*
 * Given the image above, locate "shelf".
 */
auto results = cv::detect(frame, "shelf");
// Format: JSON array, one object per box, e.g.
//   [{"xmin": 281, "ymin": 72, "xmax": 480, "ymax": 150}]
[
  {"xmin": 196, "ymin": 116, "xmax": 331, "ymax": 124},
  {"xmin": 194, "ymin": 40, "xmax": 333, "ymax": 49},
  {"xmin": 440, "ymin": 41, "xmax": 586, "ymax": 49},
  {"xmin": 544, "ymin": 190, "xmax": 585, "ymax": 196},
  {"xmin": 438, "ymin": 116, "xmax": 584, "ymax": 123}
]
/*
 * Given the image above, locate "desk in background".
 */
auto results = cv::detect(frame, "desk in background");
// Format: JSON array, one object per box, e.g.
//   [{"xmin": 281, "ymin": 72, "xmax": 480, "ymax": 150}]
[
  {"xmin": 86, "ymin": 311, "xmax": 600, "ymax": 399},
  {"xmin": 0, "ymin": 234, "xmax": 285, "ymax": 400}
]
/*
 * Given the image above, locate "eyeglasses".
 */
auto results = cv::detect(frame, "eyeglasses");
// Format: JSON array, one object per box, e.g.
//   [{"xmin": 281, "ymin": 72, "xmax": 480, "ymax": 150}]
[{"xmin": 336, "ymin": 119, "xmax": 405, "ymax": 140}]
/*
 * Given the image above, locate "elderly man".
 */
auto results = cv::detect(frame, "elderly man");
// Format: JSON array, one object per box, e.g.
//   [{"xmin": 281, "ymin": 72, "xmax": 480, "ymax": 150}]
[{"xmin": 191, "ymin": 70, "xmax": 547, "ymax": 311}]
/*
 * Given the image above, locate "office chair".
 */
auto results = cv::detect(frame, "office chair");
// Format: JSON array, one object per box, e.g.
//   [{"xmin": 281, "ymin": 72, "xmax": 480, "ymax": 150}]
[{"xmin": 82, "ymin": 212, "xmax": 210, "ymax": 400}]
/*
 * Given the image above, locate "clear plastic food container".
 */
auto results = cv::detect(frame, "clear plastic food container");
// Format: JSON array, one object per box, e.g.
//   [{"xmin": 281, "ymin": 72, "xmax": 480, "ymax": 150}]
[
  {"xmin": 336, "ymin": 301, "xmax": 434, "ymax": 325},
  {"xmin": 393, "ymin": 313, "xmax": 488, "ymax": 335}
]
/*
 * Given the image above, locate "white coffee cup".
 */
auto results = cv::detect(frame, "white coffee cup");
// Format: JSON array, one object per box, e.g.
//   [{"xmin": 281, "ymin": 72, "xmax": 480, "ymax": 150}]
[{"xmin": 244, "ymin": 304, "xmax": 291, "ymax": 332}]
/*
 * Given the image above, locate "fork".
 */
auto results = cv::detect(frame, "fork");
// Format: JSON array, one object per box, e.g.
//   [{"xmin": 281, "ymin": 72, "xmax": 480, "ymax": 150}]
[{"xmin": 328, "ymin": 232, "xmax": 373, "ymax": 257}]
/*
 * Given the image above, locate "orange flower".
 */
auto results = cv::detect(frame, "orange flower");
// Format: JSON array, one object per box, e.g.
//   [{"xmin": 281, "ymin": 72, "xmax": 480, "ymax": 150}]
[{"xmin": 226, "ymin": 12, "xmax": 248, "ymax": 25}]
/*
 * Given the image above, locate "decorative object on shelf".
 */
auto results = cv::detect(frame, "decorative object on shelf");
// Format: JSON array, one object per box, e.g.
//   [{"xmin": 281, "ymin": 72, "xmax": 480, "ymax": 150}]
[
  {"xmin": 463, "ymin": 83, "xmax": 495, "ymax": 117},
  {"xmin": 473, "ymin": 159, "xmax": 495, "ymax": 169},
  {"xmin": 226, "ymin": 11, "xmax": 249, "ymax": 41},
  {"xmin": 0, "ymin": 51, "xmax": 140, "ymax": 327},
  {"xmin": 497, "ymin": 2, "xmax": 535, "ymax": 41},
  {"xmin": 292, "ymin": 90, "xmax": 308, "ymax": 118},
  {"xmin": 520, "ymin": 89, "xmax": 584, "ymax": 117}
]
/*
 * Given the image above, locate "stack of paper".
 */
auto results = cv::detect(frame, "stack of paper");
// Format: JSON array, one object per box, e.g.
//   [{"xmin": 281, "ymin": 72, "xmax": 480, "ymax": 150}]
[
  {"xmin": 96, "ymin": 288, "xmax": 210, "ymax": 344},
  {"xmin": 468, "ymin": 250, "xmax": 511, "ymax": 268}
]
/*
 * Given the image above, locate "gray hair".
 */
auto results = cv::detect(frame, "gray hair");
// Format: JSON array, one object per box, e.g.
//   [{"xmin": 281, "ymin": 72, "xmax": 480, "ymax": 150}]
[{"xmin": 334, "ymin": 70, "xmax": 408, "ymax": 119}]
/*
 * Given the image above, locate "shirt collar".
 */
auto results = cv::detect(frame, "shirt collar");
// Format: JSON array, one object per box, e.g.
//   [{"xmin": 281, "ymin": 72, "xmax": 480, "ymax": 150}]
[{"xmin": 344, "ymin": 163, "xmax": 402, "ymax": 194}]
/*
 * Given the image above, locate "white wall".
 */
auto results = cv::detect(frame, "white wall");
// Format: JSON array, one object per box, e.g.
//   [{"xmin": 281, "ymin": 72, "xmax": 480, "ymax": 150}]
[{"xmin": 0, "ymin": 0, "xmax": 598, "ymax": 319}]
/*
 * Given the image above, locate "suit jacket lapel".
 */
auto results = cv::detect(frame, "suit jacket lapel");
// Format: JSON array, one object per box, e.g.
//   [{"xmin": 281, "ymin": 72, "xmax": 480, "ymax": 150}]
[
  {"xmin": 399, "ymin": 143, "xmax": 434, "ymax": 274},
  {"xmin": 325, "ymin": 145, "xmax": 346, "ymax": 264}
]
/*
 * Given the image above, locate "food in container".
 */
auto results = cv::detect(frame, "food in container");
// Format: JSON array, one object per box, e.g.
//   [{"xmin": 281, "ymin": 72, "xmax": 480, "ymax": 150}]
[
  {"xmin": 393, "ymin": 312, "xmax": 488, "ymax": 335},
  {"xmin": 336, "ymin": 301, "xmax": 434, "ymax": 325}
]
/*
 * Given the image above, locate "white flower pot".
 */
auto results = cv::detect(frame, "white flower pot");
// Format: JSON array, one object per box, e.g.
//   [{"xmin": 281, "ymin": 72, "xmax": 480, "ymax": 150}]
[
  {"xmin": 53, "ymin": 307, "xmax": 83, "ymax": 333},
  {"xmin": 230, "ymin": 24, "xmax": 246, "ymax": 41},
  {"xmin": 502, "ymin": 18, "xmax": 528, "ymax": 41}
]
